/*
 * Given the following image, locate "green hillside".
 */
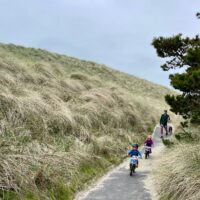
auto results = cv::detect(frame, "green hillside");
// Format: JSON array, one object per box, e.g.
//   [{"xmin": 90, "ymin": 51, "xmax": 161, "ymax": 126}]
[{"xmin": 0, "ymin": 44, "xmax": 176, "ymax": 200}]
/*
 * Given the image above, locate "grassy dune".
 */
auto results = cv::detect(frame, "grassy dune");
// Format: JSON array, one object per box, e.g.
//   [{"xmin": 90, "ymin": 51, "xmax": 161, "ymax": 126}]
[
  {"xmin": 0, "ymin": 43, "xmax": 175, "ymax": 200},
  {"xmin": 154, "ymin": 126, "xmax": 200, "ymax": 200}
]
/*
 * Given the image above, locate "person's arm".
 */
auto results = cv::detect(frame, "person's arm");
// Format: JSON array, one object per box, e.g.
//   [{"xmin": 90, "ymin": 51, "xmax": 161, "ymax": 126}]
[{"xmin": 138, "ymin": 151, "xmax": 142, "ymax": 158}]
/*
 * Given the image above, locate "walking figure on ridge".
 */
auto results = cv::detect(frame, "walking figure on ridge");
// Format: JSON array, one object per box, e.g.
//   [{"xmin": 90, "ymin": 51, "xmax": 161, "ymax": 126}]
[{"xmin": 160, "ymin": 110, "xmax": 170, "ymax": 138}]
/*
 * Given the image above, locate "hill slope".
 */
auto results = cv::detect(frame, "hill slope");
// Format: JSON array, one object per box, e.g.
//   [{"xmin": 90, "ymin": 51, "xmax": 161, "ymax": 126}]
[{"xmin": 0, "ymin": 44, "xmax": 175, "ymax": 200}]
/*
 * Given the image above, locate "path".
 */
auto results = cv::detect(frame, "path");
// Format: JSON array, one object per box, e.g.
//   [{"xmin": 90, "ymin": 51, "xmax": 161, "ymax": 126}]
[{"xmin": 76, "ymin": 125, "xmax": 167, "ymax": 200}]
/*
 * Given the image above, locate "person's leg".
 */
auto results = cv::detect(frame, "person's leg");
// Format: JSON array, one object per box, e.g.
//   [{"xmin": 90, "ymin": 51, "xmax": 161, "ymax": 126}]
[
  {"xmin": 130, "ymin": 163, "xmax": 132, "ymax": 170},
  {"xmin": 164, "ymin": 124, "xmax": 168, "ymax": 135},
  {"xmin": 169, "ymin": 126, "xmax": 172, "ymax": 134}
]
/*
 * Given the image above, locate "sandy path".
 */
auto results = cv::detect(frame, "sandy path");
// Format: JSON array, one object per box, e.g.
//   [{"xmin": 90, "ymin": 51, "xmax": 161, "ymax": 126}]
[{"xmin": 75, "ymin": 125, "xmax": 166, "ymax": 200}]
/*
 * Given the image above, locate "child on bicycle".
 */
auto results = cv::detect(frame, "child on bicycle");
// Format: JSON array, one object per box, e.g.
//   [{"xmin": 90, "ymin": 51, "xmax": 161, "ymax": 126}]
[
  {"xmin": 128, "ymin": 144, "xmax": 142, "ymax": 168},
  {"xmin": 144, "ymin": 135, "xmax": 154, "ymax": 153}
]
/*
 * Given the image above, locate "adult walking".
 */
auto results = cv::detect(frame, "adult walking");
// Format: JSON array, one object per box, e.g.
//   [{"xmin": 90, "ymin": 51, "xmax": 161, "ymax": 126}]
[{"xmin": 160, "ymin": 110, "xmax": 170, "ymax": 138}]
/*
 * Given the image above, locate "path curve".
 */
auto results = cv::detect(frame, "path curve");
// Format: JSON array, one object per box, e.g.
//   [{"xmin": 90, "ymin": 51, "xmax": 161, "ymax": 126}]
[{"xmin": 76, "ymin": 125, "xmax": 167, "ymax": 200}]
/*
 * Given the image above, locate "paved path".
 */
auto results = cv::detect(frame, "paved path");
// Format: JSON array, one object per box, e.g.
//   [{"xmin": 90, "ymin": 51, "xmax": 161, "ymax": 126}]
[{"xmin": 76, "ymin": 125, "xmax": 167, "ymax": 200}]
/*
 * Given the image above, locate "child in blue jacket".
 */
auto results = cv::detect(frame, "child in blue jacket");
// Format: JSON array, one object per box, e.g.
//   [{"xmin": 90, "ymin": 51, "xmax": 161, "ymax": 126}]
[{"xmin": 128, "ymin": 144, "xmax": 142, "ymax": 168}]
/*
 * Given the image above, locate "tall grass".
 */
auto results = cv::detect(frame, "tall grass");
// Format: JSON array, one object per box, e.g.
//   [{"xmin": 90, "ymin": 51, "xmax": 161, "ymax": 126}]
[
  {"xmin": 0, "ymin": 43, "xmax": 176, "ymax": 199},
  {"xmin": 154, "ymin": 126, "xmax": 200, "ymax": 200}
]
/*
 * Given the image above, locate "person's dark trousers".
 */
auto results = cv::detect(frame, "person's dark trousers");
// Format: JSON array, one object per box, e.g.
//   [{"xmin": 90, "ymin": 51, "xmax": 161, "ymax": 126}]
[{"xmin": 164, "ymin": 124, "xmax": 168, "ymax": 135}]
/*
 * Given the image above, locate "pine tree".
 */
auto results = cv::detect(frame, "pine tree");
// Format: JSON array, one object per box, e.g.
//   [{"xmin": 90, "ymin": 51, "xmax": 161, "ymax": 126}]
[{"xmin": 152, "ymin": 31, "xmax": 200, "ymax": 123}]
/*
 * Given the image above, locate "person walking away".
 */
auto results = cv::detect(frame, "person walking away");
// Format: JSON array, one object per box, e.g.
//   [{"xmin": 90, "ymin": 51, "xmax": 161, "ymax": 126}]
[{"xmin": 160, "ymin": 110, "xmax": 170, "ymax": 138}]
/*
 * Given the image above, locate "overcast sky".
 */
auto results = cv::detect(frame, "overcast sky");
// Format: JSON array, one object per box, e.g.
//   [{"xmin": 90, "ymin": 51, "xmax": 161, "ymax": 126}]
[{"xmin": 0, "ymin": 0, "xmax": 200, "ymax": 87}]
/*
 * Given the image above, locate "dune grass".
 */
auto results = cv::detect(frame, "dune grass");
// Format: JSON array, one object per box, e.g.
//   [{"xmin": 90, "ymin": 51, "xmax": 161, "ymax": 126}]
[
  {"xmin": 0, "ymin": 43, "xmax": 176, "ymax": 199},
  {"xmin": 154, "ymin": 126, "xmax": 200, "ymax": 200}
]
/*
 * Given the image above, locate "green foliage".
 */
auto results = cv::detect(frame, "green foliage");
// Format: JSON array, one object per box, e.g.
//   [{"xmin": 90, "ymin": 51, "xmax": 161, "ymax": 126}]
[
  {"xmin": 174, "ymin": 131, "xmax": 194, "ymax": 142},
  {"xmin": 147, "ymin": 127, "xmax": 153, "ymax": 132},
  {"xmin": 174, "ymin": 124, "xmax": 200, "ymax": 143},
  {"xmin": 162, "ymin": 138, "xmax": 174, "ymax": 147},
  {"xmin": 70, "ymin": 73, "xmax": 88, "ymax": 81},
  {"xmin": 47, "ymin": 181, "xmax": 75, "ymax": 200},
  {"xmin": 152, "ymin": 33, "xmax": 200, "ymax": 124},
  {"xmin": 0, "ymin": 191, "xmax": 21, "ymax": 200}
]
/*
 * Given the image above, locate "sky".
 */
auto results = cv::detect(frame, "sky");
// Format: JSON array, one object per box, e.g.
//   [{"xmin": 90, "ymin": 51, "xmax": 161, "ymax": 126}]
[{"xmin": 0, "ymin": 0, "xmax": 200, "ymax": 87}]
